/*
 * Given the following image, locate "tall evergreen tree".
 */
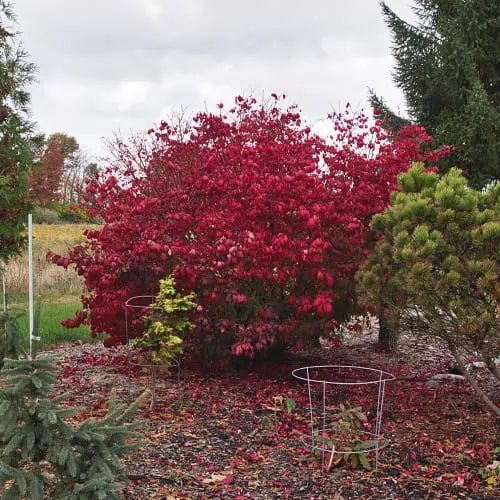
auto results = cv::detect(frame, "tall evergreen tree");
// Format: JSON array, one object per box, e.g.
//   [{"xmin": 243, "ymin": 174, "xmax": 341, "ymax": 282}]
[
  {"xmin": 0, "ymin": 2, "xmax": 37, "ymax": 263},
  {"xmin": 372, "ymin": 0, "xmax": 500, "ymax": 188}
]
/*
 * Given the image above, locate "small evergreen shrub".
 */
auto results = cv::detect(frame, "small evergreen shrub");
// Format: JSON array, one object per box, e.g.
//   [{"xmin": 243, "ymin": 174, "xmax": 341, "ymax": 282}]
[
  {"xmin": 132, "ymin": 275, "xmax": 196, "ymax": 409},
  {"xmin": 133, "ymin": 276, "xmax": 196, "ymax": 366},
  {"xmin": 0, "ymin": 356, "xmax": 148, "ymax": 499},
  {"xmin": 357, "ymin": 164, "xmax": 500, "ymax": 415},
  {"xmin": 0, "ymin": 308, "xmax": 25, "ymax": 369}
]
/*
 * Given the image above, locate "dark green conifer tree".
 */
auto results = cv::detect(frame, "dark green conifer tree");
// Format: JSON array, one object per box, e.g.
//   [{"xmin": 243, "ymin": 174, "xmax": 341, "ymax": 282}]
[
  {"xmin": 0, "ymin": 2, "xmax": 38, "ymax": 263},
  {"xmin": 0, "ymin": 307, "xmax": 25, "ymax": 369},
  {"xmin": 372, "ymin": 0, "xmax": 500, "ymax": 187},
  {"xmin": 0, "ymin": 355, "xmax": 148, "ymax": 499}
]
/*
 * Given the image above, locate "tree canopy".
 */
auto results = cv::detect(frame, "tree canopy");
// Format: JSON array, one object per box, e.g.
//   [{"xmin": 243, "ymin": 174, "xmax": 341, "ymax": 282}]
[{"xmin": 29, "ymin": 133, "xmax": 79, "ymax": 205}]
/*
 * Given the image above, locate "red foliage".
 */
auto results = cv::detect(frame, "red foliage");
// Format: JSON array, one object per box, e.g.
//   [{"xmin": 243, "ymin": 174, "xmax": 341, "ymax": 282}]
[
  {"xmin": 48, "ymin": 96, "xmax": 448, "ymax": 357},
  {"xmin": 29, "ymin": 135, "xmax": 66, "ymax": 204},
  {"xmin": 29, "ymin": 133, "xmax": 79, "ymax": 205}
]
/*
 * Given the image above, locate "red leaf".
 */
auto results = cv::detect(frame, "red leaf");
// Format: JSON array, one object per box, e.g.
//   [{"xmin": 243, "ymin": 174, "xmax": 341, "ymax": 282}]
[{"xmin": 222, "ymin": 474, "xmax": 234, "ymax": 484}]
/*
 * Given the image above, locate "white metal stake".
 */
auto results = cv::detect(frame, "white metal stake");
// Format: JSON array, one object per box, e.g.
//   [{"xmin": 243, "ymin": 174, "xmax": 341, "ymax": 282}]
[
  {"xmin": 2, "ymin": 272, "xmax": 6, "ymax": 313},
  {"xmin": 28, "ymin": 214, "xmax": 36, "ymax": 358}
]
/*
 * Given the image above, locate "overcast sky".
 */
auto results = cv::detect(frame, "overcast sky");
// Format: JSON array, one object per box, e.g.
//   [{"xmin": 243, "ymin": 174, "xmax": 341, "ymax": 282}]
[{"xmin": 14, "ymin": 0, "xmax": 415, "ymax": 159}]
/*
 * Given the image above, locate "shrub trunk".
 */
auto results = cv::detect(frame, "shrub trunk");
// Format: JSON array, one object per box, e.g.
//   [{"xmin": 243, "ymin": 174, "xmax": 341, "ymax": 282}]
[{"xmin": 378, "ymin": 314, "xmax": 398, "ymax": 353}]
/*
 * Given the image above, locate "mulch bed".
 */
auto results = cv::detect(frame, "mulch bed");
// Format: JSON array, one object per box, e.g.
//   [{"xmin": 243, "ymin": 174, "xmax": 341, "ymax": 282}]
[{"xmin": 46, "ymin": 330, "xmax": 499, "ymax": 499}]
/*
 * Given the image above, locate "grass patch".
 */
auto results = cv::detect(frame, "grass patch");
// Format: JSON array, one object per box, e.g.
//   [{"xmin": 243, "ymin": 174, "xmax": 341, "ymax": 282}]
[
  {"xmin": 2, "ymin": 224, "xmax": 107, "ymax": 348},
  {"xmin": 31, "ymin": 223, "xmax": 101, "ymax": 248},
  {"xmin": 5, "ymin": 223, "xmax": 100, "ymax": 296},
  {"xmin": 6, "ymin": 294, "xmax": 104, "ymax": 349}
]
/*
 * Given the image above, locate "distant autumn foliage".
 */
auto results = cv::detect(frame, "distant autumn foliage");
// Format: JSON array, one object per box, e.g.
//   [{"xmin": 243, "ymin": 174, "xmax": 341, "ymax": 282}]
[{"xmin": 29, "ymin": 133, "xmax": 79, "ymax": 205}]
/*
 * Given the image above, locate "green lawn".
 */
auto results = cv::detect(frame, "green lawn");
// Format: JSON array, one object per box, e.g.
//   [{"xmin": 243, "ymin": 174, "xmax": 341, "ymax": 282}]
[{"xmin": 5, "ymin": 294, "xmax": 105, "ymax": 349}]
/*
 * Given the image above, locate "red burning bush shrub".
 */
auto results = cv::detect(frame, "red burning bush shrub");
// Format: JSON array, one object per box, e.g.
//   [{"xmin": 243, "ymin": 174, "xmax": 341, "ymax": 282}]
[{"xmin": 48, "ymin": 96, "xmax": 447, "ymax": 358}]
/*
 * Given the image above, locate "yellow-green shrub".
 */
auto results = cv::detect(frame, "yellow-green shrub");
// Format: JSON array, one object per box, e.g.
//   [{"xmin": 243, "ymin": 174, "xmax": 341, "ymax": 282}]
[{"xmin": 132, "ymin": 276, "xmax": 196, "ymax": 370}]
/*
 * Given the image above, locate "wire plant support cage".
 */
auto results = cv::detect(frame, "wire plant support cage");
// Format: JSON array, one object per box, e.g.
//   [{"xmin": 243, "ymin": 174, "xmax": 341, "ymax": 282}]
[
  {"xmin": 292, "ymin": 365, "xmax": 395, "ymax": 470},
  {"xmin": 125, "ymin": 295, "xmax": 181, "ymax": 409}
]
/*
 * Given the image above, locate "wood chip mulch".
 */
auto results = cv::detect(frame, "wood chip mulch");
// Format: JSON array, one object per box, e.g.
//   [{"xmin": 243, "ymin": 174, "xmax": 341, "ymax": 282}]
[{"xmin": 45, "ymin": 330, "xmax": 499, "ymax": 499}]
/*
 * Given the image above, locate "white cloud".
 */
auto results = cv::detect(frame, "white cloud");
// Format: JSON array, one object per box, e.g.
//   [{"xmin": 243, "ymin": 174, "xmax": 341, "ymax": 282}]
[
  {"xmin": 14, "ymin": 0, "xmax": 417, "ymax": 158},
  {"xmin": 44, "ymin": 81, "xmax": 87, "ymax": 108},
  {"xmin": 113, "ymin": 81, "xmax": 153, "ymax": 111},
  {"xmin": 140, "ymin": 0, "xmax": 163, "ymax": 20}
]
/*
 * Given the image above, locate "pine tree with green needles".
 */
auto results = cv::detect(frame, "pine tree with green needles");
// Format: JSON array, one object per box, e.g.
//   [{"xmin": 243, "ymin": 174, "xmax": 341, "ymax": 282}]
[
  {"xmin": 0, "ymin": 2, "xmax": 39, "ymax": 263},
  {"xmin": 0, "ymin": 307, "xmax": 25, "ymax": 369},
  {"xmin": 0, "ymin": 356, "xmax": 148, "ymax": 499},
  {"xmin": 357, "ymin": 164, "xmax": 500, "ymax": 416},
  {"xmin": 372, "ymin": 0, "xmax": 500, "ymax": 188},
  {"xmin": 58, "ymin": 388, "xmax": 148, "ymax": 500}
]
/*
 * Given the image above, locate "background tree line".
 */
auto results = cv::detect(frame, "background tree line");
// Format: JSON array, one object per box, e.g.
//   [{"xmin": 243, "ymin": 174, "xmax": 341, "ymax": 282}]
[{"xmin": 28, "ymin": 132, "xmax": 98, "ymax": 221}]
